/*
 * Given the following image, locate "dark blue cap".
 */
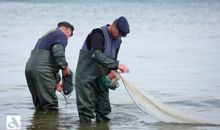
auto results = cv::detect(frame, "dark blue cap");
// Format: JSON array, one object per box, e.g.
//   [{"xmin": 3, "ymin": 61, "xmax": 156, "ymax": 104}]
[{"xmin": 115, "ymin": 16, "xmax": 130, "ymax": 37}]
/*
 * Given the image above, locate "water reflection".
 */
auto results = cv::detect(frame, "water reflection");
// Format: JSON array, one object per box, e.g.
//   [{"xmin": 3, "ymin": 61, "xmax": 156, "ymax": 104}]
[
  {"xmin": 26, "ymin": 109, "xmax": 110, "ymax": 130},
  {"xmin": 77, "ymin": 122, "xmax": 110, "ymax": 130},
  {"xmin": 26, "ymin": 110, "xmax": 60, "ymax": 130}
]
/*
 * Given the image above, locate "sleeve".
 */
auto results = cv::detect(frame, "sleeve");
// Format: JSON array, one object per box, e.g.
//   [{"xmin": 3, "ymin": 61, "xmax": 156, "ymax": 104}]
[
  {"xmin": 87, "ymin": 29, "xmax": 104, "ymax": 51},
  {"xmin": 91, "ymin": 50, "xmax": 119, "ymax": 70},
  {"xmin": 52, "ymin": 44, "xmax": 68, "ymax": 69},
  {"xmin": 54, "ymin": 34, "xmax": 68, "ymax": 47}
]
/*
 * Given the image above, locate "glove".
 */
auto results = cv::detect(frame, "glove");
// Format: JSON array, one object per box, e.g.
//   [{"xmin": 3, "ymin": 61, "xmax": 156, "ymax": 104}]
[
  {"xmin": 109, "ymin": 70, "xmax": 117, "ymax": 80},
  {"xmin": 56, "ymin": 82, "xmax": 63, "ymax": 92},
  {"xmin": 62, "ymin": 70, "xmax": 74, "ymax": 95},
  {"xmin": 118, "ymin": 64, "xmax": 129, "ymax": 73},
  {"xmin": 62, "ymin": 66, "xmax": 71, "ymax": 76}
]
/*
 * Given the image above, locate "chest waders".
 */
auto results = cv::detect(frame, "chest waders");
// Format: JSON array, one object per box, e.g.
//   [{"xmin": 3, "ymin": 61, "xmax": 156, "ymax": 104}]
[
  {"xmin": 25, "ymin": 49, "xmax": 60, "ymax": 110},
  {"xmin": 75, "ymin": 25, "xmax": 121, "ymax": 123}
]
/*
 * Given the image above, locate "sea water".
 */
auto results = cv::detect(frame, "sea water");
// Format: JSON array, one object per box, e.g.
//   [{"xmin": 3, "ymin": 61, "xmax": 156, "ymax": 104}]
[{"xmin": 0, "ymin": 0, "xmax": 220, "ymax": 129}]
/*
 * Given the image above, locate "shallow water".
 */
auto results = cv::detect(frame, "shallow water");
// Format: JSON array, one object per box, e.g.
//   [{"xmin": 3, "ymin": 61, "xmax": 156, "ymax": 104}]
[
  {"xmin": 1, "ymin": 0, "xmax": 220, "ymax": 129},
  {"xmin": 1, "ymin": 84, "xmax": 220, "ymax": 130}
]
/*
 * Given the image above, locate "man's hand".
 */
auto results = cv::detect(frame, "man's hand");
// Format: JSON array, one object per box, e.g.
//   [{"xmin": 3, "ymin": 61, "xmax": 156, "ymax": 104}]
[
  {"xmin": 56, "ymin": 82, "xmax": 63, "ymax": 92},
  {"xmin": 118, "ymin": 64, "xmax": 129, "ymax": 73},
  {"xmin": 109, "ymin": 70, "xmax": 117, "ymax": 80},
  {"xmin": 62, "ymin": 66, "xmax": 71, "ymax": 76}
]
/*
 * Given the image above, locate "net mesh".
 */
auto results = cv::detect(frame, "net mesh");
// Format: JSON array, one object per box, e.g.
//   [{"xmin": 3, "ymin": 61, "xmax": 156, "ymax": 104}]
[{"xmin": 120, "ymin": 75, "xmax": 220, "ymax": 125}]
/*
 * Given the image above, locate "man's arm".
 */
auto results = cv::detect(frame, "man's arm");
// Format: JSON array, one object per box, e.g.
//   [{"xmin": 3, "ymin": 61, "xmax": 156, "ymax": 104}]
[
  {"xmin": 91, "ymin": 50, "xmax": 118, "ymax": 70},
  {"xmin": 52, "ymin": 44, "xmax": 68, "ymax": 69},
  {"xmin": 52, "ymin": 44, "xmax": 71, "ymax": 76},
  {"xmin": 88, "ymin": 29, "xmax": 118, "ymax": 70}
]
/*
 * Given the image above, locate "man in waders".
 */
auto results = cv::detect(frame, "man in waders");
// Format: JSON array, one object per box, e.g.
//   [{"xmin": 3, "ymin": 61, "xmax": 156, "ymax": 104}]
[
  {"xmin": 25, "ymin": 22, "xmax": 74, "ymax": 110},
  {"xmin": 75, "ymin": 16, "xmax": 130, "ymax": 123}
]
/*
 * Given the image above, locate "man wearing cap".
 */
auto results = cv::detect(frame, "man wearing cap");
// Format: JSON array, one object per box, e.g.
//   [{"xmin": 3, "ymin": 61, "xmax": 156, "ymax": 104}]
[
  {"xmin": 25, "ymin": 22, "xmax": 74, "ymax": 110},
  {"xmin": 75, "ymin": 16, "xmax": 130, "ymax": 123}
]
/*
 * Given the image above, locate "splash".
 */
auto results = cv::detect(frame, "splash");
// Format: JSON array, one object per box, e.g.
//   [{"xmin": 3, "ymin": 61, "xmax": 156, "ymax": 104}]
[{"xmin": 120, "ymin": 75, "xmax": 220, "ymax": 125}]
